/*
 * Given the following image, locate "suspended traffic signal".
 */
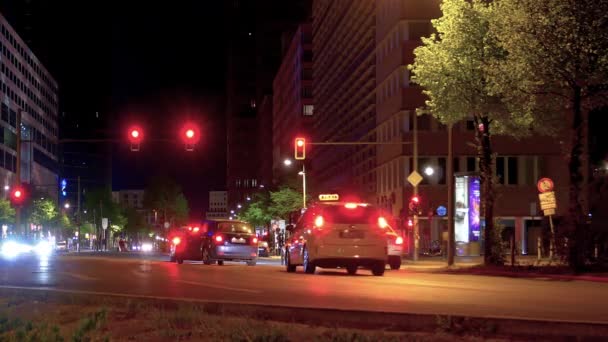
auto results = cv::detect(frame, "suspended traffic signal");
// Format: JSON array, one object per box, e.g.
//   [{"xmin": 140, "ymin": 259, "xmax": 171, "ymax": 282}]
[
  {"xmin": 10, "ymin": 186, "xmax": 26, "ymax": 206},
  {"xmin": 408, "ymin": 195, "xmax": 421, "ymax": 216},
  {"xmin": 128, "ymin": 126, "xmax": 143, "ymax": 152},
  {"xmin": 294, "ymin": 137, "xmax": 305, "ymax": 160},
  {"xmin": 181, "ymin": 123, "xmax": 200, "ymax": 151}
]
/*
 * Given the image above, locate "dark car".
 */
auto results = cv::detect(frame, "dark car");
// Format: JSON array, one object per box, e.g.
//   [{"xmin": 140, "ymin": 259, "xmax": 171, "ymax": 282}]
[{"xmin": 170, "ymin": 220, "xmax": 258, "ymax": 266}]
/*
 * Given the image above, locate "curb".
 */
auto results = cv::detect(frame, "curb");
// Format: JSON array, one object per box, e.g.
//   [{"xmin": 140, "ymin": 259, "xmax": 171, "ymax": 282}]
[{"xmin": 1, "ymin": 286, "xmax": 606, "ymax": 340}]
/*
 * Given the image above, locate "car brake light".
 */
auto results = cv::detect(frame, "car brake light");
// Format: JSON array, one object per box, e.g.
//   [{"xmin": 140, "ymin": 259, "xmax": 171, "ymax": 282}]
[
  {"xmin": 344, "ymin": 202, "xmax": 358, "ymax": 209},
  {"xmin": 214, "ymin": 235, "xmax": 223, "ymax": 243},
  {"xmin": 192, "ymin": 227, "xmax": 200, "ymax": 233},
  {"xmin": 314, "ymin": 215, "xmax": 324, "ymax": 228},
  {"xmin": 251, "ymin": 237, "xmax": 258, "ymax": 245},
  {"xmin": 395, "ymin": 236, "xmax": 404, "ymax": 245},
  {"xmin": 172, "ymin": 237, "xmax": 181, "ymax": 245},
  {"xmin": 378, "ymin": 217, "xmax": 388, "ymax": 229}
]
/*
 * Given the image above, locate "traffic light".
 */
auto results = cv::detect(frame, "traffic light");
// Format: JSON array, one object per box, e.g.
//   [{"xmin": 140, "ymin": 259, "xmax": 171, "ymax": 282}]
[
  {"xmin": 294, "ymin": 137, "xmax": 306, "ymax": 160},
  {"xmin": 181, "ymin": 123, "xmax": 200, "ymax": 151},
  {"xmin": 128, "ymin": 126, "xmax": 143, "ymax": 152},
  {"xmin": 10, "ymin": 186, "xmax": 26, "ymax": 206},
  {"xmin": 408, "ymin": 195, "xmax": 421, "ymax": 216}
]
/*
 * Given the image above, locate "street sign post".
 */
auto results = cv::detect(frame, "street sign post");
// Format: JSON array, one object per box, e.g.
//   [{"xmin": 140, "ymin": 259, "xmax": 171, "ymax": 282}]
[{"xmin": 537, "ymin": 178, "xmax": 557, "ymax": 258}]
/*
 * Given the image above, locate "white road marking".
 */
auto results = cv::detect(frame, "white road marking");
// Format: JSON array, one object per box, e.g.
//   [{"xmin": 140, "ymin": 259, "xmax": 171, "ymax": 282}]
[
  {"xmin": 58, "ymin": 272, "xmax": 98, "ymax": 281},
  {"xmin": 177, "ymin": 280, "xmax": 261, "ymax": 294}
]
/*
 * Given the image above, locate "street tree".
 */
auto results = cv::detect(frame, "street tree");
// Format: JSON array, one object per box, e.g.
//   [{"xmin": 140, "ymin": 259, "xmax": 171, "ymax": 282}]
[
  {"xmin": 268, "ymin": 187, "xmax": 302, "ymax": 221},
  {"xmin": 409, "ymin": 0, "xmax": 552, "ymax": 264},
  {"xmin": 143, "ymin": 176, "xmax": 189, "ymax": 226},
  {"xmin": 487, "ymin": 0, "xmax": 608, "ymax": 269},
  {"xmin": 123, "ymin": 207, "xmax": 149, "ymax": 238},
  {"xmin": 0, "ymin": 198, "xmax": 15, "ymax": 225},
  {"xmin": 29, "ymin": 198, "xmax": 58, "ymax": 230},
  {"xmin": 83, "ymin": 188, "xmax": 128, "ymax": 232},
  {"xmin": 240, "ymin": 193, "xmax": 272, "ymax": 228}
]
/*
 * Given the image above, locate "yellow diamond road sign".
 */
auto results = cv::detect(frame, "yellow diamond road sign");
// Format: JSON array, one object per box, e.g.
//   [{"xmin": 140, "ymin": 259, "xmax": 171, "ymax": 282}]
[{"xmin": 407, "ymin": 171, "xmax": 423, "ymax": 187}]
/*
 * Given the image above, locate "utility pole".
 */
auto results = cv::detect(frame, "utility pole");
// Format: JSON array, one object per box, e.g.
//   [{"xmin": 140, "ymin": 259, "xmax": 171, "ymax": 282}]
[
  {"xmin": 15, "ymin": 110, "xmax": 22, "ymax": 235},
  {"xmin": 77, "ymin": 176, "xmax": 81, "ymax": 252},
  {"xmin": 413, "ymin": 112, "xmax": 419, "ymax": 262},
  {"xmin": 447, "ymin": 123, "xmax": 455, "ymax": 266}
]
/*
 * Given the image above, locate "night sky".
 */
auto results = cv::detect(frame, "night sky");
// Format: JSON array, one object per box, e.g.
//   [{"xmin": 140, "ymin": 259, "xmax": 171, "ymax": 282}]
[{"xmin": 0, "ymin": 1, "xmax": 229, "ymax": 217}]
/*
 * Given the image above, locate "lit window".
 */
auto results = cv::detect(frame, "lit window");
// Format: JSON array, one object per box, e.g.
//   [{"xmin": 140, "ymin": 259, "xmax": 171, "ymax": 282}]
[{"xmin": 303, "ymin": 105, "xmax": 314, "ymax": 116}]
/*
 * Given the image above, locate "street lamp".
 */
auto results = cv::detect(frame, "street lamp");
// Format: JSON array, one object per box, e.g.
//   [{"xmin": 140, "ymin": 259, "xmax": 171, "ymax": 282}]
[
  {"xmin": 237, "ymin": 204, "xmax": 242, "ymax": 209},
  {"xmin": 424, "ymin": 166, "xmax": 435, "ymax": 176},
  {"xmin": 284, "ymin": 158, "xmax": 306, "ymax": 209},
  {"xmin": 64, "ymin": 203, "xmax": 70, "ymax": 209},
  {"xmin": 3, "ymin": 185, "xmax": 8, "ymax": 191}
]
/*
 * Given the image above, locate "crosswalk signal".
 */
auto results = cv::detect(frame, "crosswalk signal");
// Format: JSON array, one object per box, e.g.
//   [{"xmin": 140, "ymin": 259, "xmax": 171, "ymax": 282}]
[{"xmin": 294, "ymin": 138, "xmax": 306, "ymax": 160}]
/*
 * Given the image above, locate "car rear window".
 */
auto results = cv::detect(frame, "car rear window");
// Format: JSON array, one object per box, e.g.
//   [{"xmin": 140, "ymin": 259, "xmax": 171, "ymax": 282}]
[
  {"xmin": 218, "ymin": 222, "xmax": 254, "ymax": 234},
  {"xmin": 317, "ymin": 204, "xmax": 383, "ymax": 224}
]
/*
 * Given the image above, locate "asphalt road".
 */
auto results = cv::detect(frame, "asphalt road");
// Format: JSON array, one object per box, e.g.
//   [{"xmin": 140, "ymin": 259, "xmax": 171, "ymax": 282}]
[{"xmin": 1, "ymin": 252, "xmax": 607, "ymax": 324}]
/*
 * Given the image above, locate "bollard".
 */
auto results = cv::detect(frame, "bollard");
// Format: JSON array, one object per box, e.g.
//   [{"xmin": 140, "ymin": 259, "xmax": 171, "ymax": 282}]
[{"xmin": 537, "ymin": 237, "xmax": 542, "ymax": 261}]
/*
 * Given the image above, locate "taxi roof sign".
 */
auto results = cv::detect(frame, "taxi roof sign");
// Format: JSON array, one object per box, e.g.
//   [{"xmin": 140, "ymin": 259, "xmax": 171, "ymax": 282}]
[{"xmin": 319, "ymin": 194, "xmax": 339, "ymax": 201}]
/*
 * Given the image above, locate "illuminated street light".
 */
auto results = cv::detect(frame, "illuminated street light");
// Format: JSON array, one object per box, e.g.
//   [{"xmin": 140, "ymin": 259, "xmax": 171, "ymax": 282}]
[
  {"xmin": 64, "ymin": 203, "xmax": 70, "ymax": 209},
  {"xmin": 3, "ymin": 185, "xmax": 8, "ymax": 191},
  {"xmin": 230, "ymin": 210, "xmax": 235, "ymax": 214},
  {"xmin": 237, "ymin": 204, "xmax": 242, "ymax": 209},
  {"xmin": 246, "ymin": 196, "xmax": 251, "ymax": 201},
  {"xmin": 424, "ymin": 166, "xmax": 435, "ymax": 176},
  {"xmin": 284, "ymin": 159, "xmax": 293, "ymax": 166}
]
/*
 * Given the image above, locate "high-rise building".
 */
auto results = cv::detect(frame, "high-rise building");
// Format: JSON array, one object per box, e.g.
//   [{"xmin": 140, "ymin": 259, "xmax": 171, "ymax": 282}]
[
  {"xmin": 0, "ymin": 12, "xmax": 59, "ymax": 201},
  {"xmin": 225, "ymin": 0, "xmax": 311, "ymax": 209},
  {"xmin": 311, "ymin": 1, "xmax": 377, "ymax": 194},
  {"xmin": 311, "ymin": 0, "xmax": 568, "ymax": 256},
  {"xmin": 272, "ymin": 23, "xmax": 313, "ymax": 185}
]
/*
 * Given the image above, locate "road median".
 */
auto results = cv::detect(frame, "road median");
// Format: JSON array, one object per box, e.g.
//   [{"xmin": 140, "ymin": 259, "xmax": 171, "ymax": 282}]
[{"xmin": 0, "ymin": 286, "xmax": 606, "ymax": 341}]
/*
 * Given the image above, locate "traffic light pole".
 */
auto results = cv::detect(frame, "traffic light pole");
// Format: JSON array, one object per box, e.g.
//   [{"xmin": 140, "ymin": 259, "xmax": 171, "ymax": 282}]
[
  {"xmin": 413, "ymin": 112, "xmax": 419, "ymax": 262},
  {"xmin": 15, "ymin": 110, "xmax": 22, "ymax": 235}
]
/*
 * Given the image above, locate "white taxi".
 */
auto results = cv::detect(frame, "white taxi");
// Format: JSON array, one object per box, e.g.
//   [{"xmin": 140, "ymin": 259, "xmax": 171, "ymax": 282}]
[{"xmin": 284, "ymin": 200, "xmax": 391, "ymax": 276}]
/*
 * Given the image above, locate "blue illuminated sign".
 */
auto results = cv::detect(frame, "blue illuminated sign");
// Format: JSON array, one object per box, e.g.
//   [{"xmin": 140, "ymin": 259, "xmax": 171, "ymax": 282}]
[
  {"xmin": 436, "ymin": 206, "xmax": 447, "ymax": 217},
  {"xmin": 61, "ymin": 179, "xmax": 67, "ymax": 196}
]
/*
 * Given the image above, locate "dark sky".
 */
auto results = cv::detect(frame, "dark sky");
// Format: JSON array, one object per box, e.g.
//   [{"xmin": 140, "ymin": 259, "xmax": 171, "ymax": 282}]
[{"xmin": 0, "ymin": 1, "xmax": 229, "ymax": 217}]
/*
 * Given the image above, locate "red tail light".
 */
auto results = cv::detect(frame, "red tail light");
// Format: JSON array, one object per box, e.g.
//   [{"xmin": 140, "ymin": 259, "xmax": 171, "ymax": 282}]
[
  {"xmin": 395, "ymin": 236, "xmax": 404, "ymax": 245},
  {"xmin": 314, "ymin": 215, "xmax": 324, "ymax": 228},
  {"xmin": 251, "ymin": 237, "xmax": 258, "ymax": 245},
  {"xmin": 378, "ymin": 216, "xmax": 388, "ymax": 229},
  {"xmin": 172, "ymin": 237, "xmax": 181, "ymax": 245},
  {"xmin": 344, "ymin": 203, "xmax": 358, "ymax": 209},
  {"xmin": 214, "ymin": 235, "xmax": 224, "ymax": 244},
  {"xmin": 192, "ymin": 227, "xmax": 200, "ymax": 233}
]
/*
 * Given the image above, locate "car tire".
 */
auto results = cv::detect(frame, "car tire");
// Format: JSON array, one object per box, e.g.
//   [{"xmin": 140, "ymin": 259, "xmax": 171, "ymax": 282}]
[
  {"xmin": 217, "ymin": 260, "xmax": 224, "ymax": 266},
  {"xmin": 371, "ymin": 262, "xmax": 385, "ymax": 276},
  {"xmin": 246, "ymin": 260, "xmax": 257, "ymax": 266},
  {"xmin": 286, "ymin": 253, "xmax": 296, "ymax": 273},
  {"xmin": 346, "ymin": 266, "xmax": 357, "ymax": 275},
  {"xmin": 202, "ymin": 248, "xmax": 213, "ymax": 265},
  {"xmin": 303, "ymin": 247, "xmax": 316, "ymax": 274},
  {"xmin": 388, "ymin": 256, "xmax": 401, "ymax": 270}
]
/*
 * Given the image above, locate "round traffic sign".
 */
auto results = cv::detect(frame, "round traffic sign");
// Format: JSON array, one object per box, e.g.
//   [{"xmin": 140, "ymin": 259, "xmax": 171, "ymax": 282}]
[
  {"xmin": 436, "ymin": 206, "xmax": 447, "ymax": 217},
  {"xmin": 537, "ymin": 178, "xmax": 554, "ymax": 193}
]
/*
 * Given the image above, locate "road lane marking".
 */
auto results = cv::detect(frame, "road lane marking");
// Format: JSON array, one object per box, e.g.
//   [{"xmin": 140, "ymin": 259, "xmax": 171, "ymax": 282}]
[
  {"xmin": 58, "ymin": 272, "xmax": 98, "ymax": 281},
  {"xmin": 177, "ymin": 280, "xmax": 261, "ymax": 294}
]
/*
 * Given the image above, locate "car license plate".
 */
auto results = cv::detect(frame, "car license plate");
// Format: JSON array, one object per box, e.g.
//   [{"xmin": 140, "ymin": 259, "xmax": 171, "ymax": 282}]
[
  {"xmin": 231, "ymin": 237, "xmax": 246, "ymax": 244},
  {"xmin": 340, "ymin": 231, "xmax": 364, "ymax": 239}
]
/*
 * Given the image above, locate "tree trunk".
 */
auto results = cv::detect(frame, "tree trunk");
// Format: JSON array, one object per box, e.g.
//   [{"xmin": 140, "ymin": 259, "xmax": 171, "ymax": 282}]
[
  {"xmin": 475, "ymin": 116, "xmax": 498, "ymax": 265},
  {"xmin": 567, "ymin": 85, "xmax": 586, "ymax": 271}
]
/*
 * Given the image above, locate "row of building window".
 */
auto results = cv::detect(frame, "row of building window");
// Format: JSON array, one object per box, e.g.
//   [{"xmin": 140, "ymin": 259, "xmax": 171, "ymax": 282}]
[
  {"xmin": 377, "ymin": 156, "xmax": 540, "ymax": 194},
  {"xmin": 1, "ymin": 103, "xmax": 58, "ymax": 157},
  {"xmin": 377, "ymin": 21, "xmax": 432, "ymax": 63},
  {"xmin": 0, "ymin": 23, "xmax": 57, "ymax": 94},
  {"xmin": 1, "ymin": 80, "xmax": 58, "ymax": 137},
  {"xmin": 0, "ymin": 147, "xmax": 17, "ymax": 173},
  {"xmin": 235, "ymin": 179, "xmax": 258, "ymax": 189},
  {"xmin": 0, "ymin": 60, "xmax": 55, "ymax": 119}
]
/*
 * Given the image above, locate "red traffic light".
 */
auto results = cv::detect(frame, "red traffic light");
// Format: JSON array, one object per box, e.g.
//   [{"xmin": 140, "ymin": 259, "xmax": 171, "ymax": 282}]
[
  {"xmin": 128, "ymin": 126, "xmax": 143, "ymax": 152},
  {"xmin": 10, "ymin": 186, "xmax": 26, "ymax": 206},
  {"xmin": 294, "ymin": 137, "xmax": 306, "ymax": 160},
  {"xmin": 411, "ymin": 196, "xmax": 419, "ymax": 203}
]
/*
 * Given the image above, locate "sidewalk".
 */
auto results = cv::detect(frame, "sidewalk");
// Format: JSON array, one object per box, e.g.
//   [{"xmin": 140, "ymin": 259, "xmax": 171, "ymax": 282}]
[{"xmin": 401, "ymin": 255, "xmax": 608, "ymax": 283}]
